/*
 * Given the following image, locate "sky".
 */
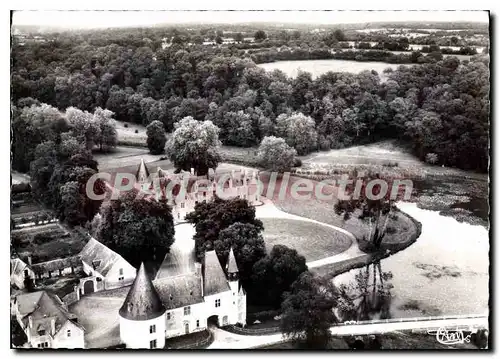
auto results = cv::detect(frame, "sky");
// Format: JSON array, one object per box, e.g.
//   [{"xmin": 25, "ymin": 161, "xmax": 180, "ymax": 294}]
[{"xmin": 12, "ymin": 10, "xmax": 489, "ymax": 29}]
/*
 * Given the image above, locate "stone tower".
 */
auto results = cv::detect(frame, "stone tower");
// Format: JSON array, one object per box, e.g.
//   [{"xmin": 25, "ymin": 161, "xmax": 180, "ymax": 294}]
[{"xmin": 119, "ymin": 263, "xmax": 166, "ymax": 349}]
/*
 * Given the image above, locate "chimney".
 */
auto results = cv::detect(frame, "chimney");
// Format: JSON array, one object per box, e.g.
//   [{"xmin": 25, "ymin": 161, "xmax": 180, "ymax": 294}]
[
  {"xmin": 50, "ymin": 318, "xmax": 56, "ymax": 336},
  {"xmin": 28, "ymin": 315, "xmax": 33, "ymax": 328},
  {"xmin": 27, "ymin": 256, "xmax": 32, "ymax": 265}
]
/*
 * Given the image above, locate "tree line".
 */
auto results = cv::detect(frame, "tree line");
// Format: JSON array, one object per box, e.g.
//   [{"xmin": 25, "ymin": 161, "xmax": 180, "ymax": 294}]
[{"xmin": 12, "ymin": 29, "xmax": 489, "ymax": 172}]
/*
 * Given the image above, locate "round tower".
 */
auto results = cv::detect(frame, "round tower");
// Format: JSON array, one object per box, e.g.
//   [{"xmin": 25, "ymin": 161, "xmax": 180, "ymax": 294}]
[{"xmin": 119, "ymin": 263, "xmax": 166, "ymax": 349}]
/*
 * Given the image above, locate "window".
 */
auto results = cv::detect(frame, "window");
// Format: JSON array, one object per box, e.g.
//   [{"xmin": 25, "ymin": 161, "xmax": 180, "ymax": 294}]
[
  {"xmin": 37, "ymin": 342, "xmax": 48, "ymax": 348},
  {"xmin": 38, "ymin": 330, "xmax": 46, "ymax": 336},
  {"xmin": 150, "ymin": 339, "xmax": 157, "ymax": 349},
  {"xmin": 196, "ymin": 320, "xmax": 200, "ymax": 328},
  {"xmin": 167, "ymin": 312, "xmax": 171, "ymax": 320},
  {"xmin": 67, "ymin": 330, "xmax": 71, "ymax": 337},
  {"xmin": 180, "ymin": 203, "xmax": 185, "ymax": 209},
  {"xmin": 119, "ymin": 268, "xmax": 124, "ymax": 275},
  {"xmin": 184, "ymin": 306, "xmax": 191, "ymax": 316},
  {"xmin": 119, "ymin": 277, "xmax": 124, "ymax": 281},
  {"xmin": 215, "ymin": 299, "xmax": 221, "ymax": 308},
  {"xmin": 150, "ymin": 325, "xmax": 156, "ymax": 334}
]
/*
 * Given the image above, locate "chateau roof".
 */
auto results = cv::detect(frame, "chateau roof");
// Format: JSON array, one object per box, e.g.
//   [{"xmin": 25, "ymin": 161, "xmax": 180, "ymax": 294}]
[
  {"xmin": 227, "ymin": 248, "xmax": 239, "ymax": 274},
  {"xmin": 136, "ymin": 158, "xmax": 150, "ymax": 182},
  {"xmin": 203, "ymin": 251, "xmax": 230, "ymax": 296},
  {"xmin": 153, "ymin": 273, "xmax": 203, "ymax": 310},
  {"xmin": 155, "ymin": 248, "xmax": 196, "ymax": 279},
  {"xmin": 119, "ymin": 263, "xmax": 165, "ymax": 321}
]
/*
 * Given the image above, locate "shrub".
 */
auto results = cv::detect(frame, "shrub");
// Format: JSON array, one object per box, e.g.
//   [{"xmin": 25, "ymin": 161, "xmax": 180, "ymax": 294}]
[
  {"xmin": 425, "ymin": 152, "xmax": 439, "ymax": 165},
  {"xmin": 293, "ymin": 158, "xmax": 302, "ymax": 167}
]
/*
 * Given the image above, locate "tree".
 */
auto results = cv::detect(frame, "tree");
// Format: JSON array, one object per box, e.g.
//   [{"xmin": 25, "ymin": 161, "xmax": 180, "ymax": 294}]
[
  {"xmin": 251, "ymin": 245, "xmax": 308, "ymax": 308},
  {"xmin": 254, "ymin": 30, "xmax": 267, "ymax": 42},
  {"xmin": 12, "ymin": 104, "xmax": 68, "ymax": 172},
  {"xmin": 276, "ymin": 112, "xmax": 318, "ymax": 155},
  {"xmin": 334, "ymin": 172, "xmax": 397, "ymax": 251},
  {"xmin": 166, "ymin": 117, "xmax": 222, "ymax": 176},
  {"xmin": 65, "ymin": 107, "xmax": 100, "ymax": 150},
  {"xmin": 146, "ymin": 120, "xmax": 167, "ymax": 155},
  {"xmin": 95, "ymin": 188, "xmax": 175, "ymax": 268},
  {"xmin": 334, "ymin": 29, "xmax": 346, "ymax": 42},
  {"xmin": 30, "ymin": 141, "xmax": 59, "ymax": 205},
  {"xmin": 258, "ymin": 136, "xmax": 297, "ymax": 172},
  {"xmin": 233, "ymin": 32, "xmax": 244, "ymax": 43},
  {"xmin": 281, "ymin": 272, "xmax": 338, "ymax": 349},
  {"xmin": 214, "ymin": 222, "xmax": 266, "ymax": 283},
  {"xmin": 93, "ymin": 107, "xmax": 117, "ymax": 152},
  {"xmin": 186, "ymin": 197, "xmax": 263, "ymax": 261},
  {"xmin": 215, "ymin": 35, "xmax": 223, "ymax": 45}
]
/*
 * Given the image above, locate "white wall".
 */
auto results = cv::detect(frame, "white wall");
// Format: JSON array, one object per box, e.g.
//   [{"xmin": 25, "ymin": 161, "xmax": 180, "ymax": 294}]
[
  {"xmin": 165, "ymin": 302, "xmax": 206, "ymax": 338},
  {"xmin": 120, "ymin": 314, "xmax": 166, "ymax": 349},
  {"xmin": 104, "ymin": 260, "xmax": 136, "ymax": 290},
  {"xmin": 203, "ymin": 291, "xmax": 235, "ymax": 326},
  {"xmin": 52, "ymin": 321, "xmax": 85, "ymax": 349}
]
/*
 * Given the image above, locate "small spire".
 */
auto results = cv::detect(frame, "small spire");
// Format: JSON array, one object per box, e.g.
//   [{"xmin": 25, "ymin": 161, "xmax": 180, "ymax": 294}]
[
  {"xmin": 227, "ymin": 248, "xmax": 239, "ymax": 274},
  {"xmin": 136, "ymin": 158, "xmax": 150, "ymax": 183}
]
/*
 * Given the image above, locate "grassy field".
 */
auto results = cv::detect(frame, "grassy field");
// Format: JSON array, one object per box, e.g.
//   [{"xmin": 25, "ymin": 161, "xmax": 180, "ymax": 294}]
[
  {"xmin": 69, "ymin": 286, "xmax": 130, "ymax": 348},
  {"xmin": 261, "ymin": 218, "xmax": 352, "ymax": 262},
  {"xmin": 115, "ymin": 121, "xmax": 148, "ymax": 146}
]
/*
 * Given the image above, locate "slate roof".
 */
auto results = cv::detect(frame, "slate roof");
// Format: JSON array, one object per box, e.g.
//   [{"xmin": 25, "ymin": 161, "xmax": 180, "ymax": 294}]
[
  {"xmin": 153, "ymin": 273, "xmax": 203, "ymax": 310},
  {"xmin": 155, "ymin": 248, "xmax": 196, "ymax": 279},
  {"xmin": 119, "ymin": 263, "xmax": 166, "ymax": 321},
  {"xmin": 79, "ymin": 237, "xmax": 130, "ymax": 276},
  {"xmin": 31, "ymin": 256, "xmax": 82, "ymax": 274},
  {"xmin": 136, "ymin": 158, "xmax": 150, "ymax": 182},
  {"xmin": 227, "ymin": 248, "xmax": 239, "ymax": 274},
  {"xmin": 11, "ymin": 258, "xmax": 29, "ymax": 277},
  {"xmin": 203, "ymin": 251, "xmax": 230, "ymax": 296},
  {"xmin": 15, "ymin": 291, "xmax": 82, "ymax": 337}
]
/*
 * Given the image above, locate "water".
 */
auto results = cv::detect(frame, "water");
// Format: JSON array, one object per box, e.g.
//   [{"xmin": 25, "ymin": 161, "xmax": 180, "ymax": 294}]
[
  {"xmin": 333, "ymin": 202, "xmax": 489, "ymax": 320},
  {"xmin": 258, "ymin": 59, "xmax": 401, "ymax": 81}
]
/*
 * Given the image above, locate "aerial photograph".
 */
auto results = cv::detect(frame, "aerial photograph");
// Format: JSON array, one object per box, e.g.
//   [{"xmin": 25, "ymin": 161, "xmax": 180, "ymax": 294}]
[{"xmin": 10, "ymin": 10, "xmax": 490, "ymax": 350}]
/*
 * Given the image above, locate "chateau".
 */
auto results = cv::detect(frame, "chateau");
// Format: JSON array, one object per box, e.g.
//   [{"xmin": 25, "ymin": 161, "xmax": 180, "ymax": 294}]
[
  {"xmin": 134, "ymin": 159, "xmax": 262, "ymax": 221},
  {"xmin": 119, "ymin": 249, "xmax": 246, "ymax": 349}
]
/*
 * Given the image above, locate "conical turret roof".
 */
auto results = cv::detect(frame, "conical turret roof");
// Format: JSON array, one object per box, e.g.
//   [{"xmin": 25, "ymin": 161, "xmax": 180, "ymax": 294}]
[
  {"xmin": 136, "ymin": 158, "xmax": 150, "ymax": 182},
  {"xmin": 119, "ymin": 263, "xmax": 165, "ymax": 321},
  {"xmin": 227, "ymin": 247, "xmax": 239, "ymax": 274}
]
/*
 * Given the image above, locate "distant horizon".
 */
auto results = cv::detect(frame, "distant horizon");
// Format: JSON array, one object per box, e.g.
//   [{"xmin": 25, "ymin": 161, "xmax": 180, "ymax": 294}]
[{"xmin": 12, "ymin": 10, "xmax": 489, "ymax": 30}]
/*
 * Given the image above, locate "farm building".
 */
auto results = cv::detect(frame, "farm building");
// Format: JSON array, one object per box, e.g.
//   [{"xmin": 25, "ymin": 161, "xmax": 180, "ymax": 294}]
[
  {"xmin": 77, "ymin": 237, "xmax": 136, "ymax": 295},
  {"xmin": 13, "ymin": 290, "xmax": 85, "ymax": 349}
]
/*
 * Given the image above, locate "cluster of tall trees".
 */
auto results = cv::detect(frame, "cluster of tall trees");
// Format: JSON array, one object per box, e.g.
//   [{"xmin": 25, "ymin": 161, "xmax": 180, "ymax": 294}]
[
  {"xmin": 12, "ymin": 28, "xmax": 489, "ymax": 180},
  {"xmin": 186, "ymin": 197, "xmax": 308, "ymax": 308}
]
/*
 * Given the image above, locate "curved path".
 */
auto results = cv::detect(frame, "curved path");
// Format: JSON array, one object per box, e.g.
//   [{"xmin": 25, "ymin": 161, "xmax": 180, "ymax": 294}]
[
  {"xmin": 169, "ymin": 196, "xmax": 363, "ymax": 274},
  {"xmin": 255, "ymin": 197, "xmax": 363, "ymax": 269}
]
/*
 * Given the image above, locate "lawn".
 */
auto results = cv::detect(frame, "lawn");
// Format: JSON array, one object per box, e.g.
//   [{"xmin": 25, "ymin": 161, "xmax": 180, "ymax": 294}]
[
  {"xmin": 11, "ymin": 224, "xmax": 87, "ymax": 264},
  {"xmin": 258, "ymin": 172, "xmax": 418, "ymax": 247},
  {"xmin": 69, "ymin": 286, "xmax": 130, "ymax": 348},
  {"xmin": 261, "ymin": 218, "xmax": 352, "ymax": 262},
  {"xmin": 115, "ymin": 121, "xmax": 148, "ymax": 146}
]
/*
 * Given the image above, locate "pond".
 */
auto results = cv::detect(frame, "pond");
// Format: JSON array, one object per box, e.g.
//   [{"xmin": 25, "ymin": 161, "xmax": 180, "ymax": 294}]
[
  {"xmin": 258, "ymin": 59, "xmax": 401, "ymax": 81},
  {"xmin": 333, "ymin": 199, "xmax": 489, "ymax": 321}
]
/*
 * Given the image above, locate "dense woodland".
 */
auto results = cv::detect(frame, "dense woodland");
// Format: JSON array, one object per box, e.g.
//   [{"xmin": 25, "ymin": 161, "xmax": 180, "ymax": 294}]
[{"xmin": 12, "ymin": 26, "xmax": 489, "ymax": 173}]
